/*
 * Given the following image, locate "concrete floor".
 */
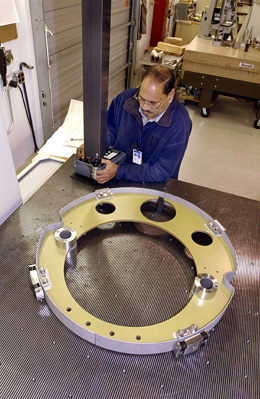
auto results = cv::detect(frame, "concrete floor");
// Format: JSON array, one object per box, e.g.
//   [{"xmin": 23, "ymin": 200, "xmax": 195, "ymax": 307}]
[
  {"xmin": 179, "ymin": 95, "xmax": 260, "ymax": 201},
  {"xmin": 18, "ymin": 94, "xmax": 260, "ymax": 203}
]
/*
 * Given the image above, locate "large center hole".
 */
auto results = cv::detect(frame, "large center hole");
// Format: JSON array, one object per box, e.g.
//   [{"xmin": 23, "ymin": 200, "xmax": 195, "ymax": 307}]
[{"xmin": 64, "ymin": 222, "xmax": 196, "ymax": 327}]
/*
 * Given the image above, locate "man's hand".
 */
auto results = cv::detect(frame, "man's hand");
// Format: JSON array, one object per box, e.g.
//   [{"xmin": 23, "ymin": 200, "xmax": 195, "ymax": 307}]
[{"xmin": 95, "ymin": 159, "xmax": 118, "ymax": 184}]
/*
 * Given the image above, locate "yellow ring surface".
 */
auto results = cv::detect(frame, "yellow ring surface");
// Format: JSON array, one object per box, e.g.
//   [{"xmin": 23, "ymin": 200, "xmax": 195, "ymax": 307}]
[{"xmin": 36, "ymin": 188, "xmax": 237, "ymax": 354}]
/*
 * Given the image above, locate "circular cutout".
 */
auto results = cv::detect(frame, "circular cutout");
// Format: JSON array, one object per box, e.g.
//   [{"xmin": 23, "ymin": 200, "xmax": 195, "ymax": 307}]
[
  {"xmin": 140, "ymin": 199, "xmax": 176, "ymax": 222},
  {"xmin": 95, "ymin": 202, "xmax": 115, "ymax": 214},
  {"xmin": 192, "ymin": 231, "xmax": 213, "ymax": 246}
]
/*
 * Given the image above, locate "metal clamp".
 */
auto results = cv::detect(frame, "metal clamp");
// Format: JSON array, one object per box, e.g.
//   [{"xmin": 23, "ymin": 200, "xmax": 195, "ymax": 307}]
[
  {"xmin": 29, "ymin": 265, "xmax": 44, "ymax": 301},
  {"xmin": 173, "ymin": 331, "xmax": 210, "ymax": 358},
  {"xmin": 206, "ymin": 220, "xmax": 226, "ymax": 236},
  {"xmin": 95, "ymin": 188, "xmax": 114, "ymax": 200},
  {"xmin": 174, "ymin": 324, "xmax": 198, "ymax": 339}
]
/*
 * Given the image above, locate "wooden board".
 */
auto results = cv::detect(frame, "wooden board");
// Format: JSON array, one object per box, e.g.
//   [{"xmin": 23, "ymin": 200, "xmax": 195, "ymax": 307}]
[
  {"xmin": 183, "ymin": 36, "xmax": 260, "ymax": 84},
  {"xmin": 155, "ymin": 41, "xmax": 185, "ymax": 56},
  {"xmin": 0, "ymin": 24, "xmax": 18, "ymax": 43},
  {"xmin": 166, "ymin": 37, "xmax": 183, "ymax": 46}
]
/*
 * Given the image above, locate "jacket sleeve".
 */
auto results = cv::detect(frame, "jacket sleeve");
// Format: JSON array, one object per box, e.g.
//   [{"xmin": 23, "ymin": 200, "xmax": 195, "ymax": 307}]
[{"xmin": 106, "ymin": 98, "xmax": 118, "ymax": 148}]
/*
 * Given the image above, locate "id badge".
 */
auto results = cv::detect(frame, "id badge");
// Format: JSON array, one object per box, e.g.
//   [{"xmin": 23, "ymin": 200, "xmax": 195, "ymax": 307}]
[{"xmin": 133, "ymin": 149, "xmax": 142, "ymax": 165}]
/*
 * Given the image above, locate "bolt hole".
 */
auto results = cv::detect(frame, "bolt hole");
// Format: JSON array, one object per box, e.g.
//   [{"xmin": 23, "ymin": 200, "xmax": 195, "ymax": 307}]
[
  {"xmin": 136, "ymin": 335, "xmax": 141, "ymax": 341},
  {"xmin": 109, "ymin": 331, "xmax": 115, "ymax": 336},
  {"xmin": 86, "ymin": 321, "xmax": 91, "ymax": 326},
  {"xmin": 60, "ymin": 230, "xmax": 72, "ymax": 239},
  {"xmin": 66, "ymin": 307, "xmax": 72, "ymax": 312}
]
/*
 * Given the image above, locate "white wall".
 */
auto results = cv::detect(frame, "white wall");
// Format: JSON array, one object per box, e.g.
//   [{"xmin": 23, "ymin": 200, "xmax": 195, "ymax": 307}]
[
  {"xmin": 0, "ymin": 0, "xmax": 44, "ymax": 170},
  {"xmin": 248, "ymin": 3, "xmax": 260, "ymax": 38},
  {"xmin": 0, "ymin": 107, "xmax": 22, "ymax": 225},
  {"xmin": 134, "ymin": 1, "xmax": 155, "ymax": 86},
  {"xmin": 196, "ymin": 0, "xmax": 211, "ymax": 15}
]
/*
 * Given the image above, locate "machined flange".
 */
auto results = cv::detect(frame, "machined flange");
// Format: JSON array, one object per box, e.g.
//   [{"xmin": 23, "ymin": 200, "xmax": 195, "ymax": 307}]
[{"xmin": 34, "ymin": 187, "xmax": 237, "ymax": 355}]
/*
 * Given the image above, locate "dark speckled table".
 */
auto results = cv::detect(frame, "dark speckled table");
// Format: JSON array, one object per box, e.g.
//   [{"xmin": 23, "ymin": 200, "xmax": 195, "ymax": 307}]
[{"xmin": 1, "ymin": 157, "xmax": 259, "ymax": 399}]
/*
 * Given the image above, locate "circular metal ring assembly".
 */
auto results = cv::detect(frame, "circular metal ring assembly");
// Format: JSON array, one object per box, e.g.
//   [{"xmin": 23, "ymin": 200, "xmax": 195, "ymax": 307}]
[{"xmin": 34, "ymin": 187, "xmax": 237, "ymax": 356}]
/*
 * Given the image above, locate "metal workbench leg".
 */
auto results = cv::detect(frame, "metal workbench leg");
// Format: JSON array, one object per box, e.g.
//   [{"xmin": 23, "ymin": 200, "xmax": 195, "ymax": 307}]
[
  {"xmin": 254, "ymin": 101, "xmax": 260, "ymax": 129},
  {"xmin": 199, "ymin": 89, "xmax": 213, "ymax": 109},
  {"xmin": 199, "ymin": 89, "xmax": 213, "ymax": 118}
]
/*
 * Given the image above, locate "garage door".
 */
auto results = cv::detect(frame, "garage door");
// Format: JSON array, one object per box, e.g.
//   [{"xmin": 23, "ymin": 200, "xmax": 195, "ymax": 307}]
[{"xmin": 42, "ymin": 0, "xmax": 139, "ymax": 130}]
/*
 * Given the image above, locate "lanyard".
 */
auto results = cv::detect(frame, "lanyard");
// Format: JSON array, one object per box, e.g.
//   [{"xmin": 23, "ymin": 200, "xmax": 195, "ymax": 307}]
[{"xmin": 136, "ymin": 122, "xmax": 155, "ymax": 151}]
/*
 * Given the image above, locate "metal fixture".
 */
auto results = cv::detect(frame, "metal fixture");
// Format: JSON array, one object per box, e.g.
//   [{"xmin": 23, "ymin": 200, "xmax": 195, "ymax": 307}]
[{"xmin": 32, "ymin": 188, "xmax": 237, "ymax": 356}]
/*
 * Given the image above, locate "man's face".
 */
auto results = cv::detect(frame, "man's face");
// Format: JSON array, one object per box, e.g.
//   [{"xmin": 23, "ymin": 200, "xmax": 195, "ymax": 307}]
[{"xmin": 138, "ymin": 77, "xmax": 174, "ymax": 120}]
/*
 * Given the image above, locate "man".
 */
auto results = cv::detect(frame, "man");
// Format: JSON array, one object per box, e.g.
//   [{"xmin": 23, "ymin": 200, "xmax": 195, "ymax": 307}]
[{"xmin": 95, "ymin": 65, "xmax": 192, "ymax": 184}]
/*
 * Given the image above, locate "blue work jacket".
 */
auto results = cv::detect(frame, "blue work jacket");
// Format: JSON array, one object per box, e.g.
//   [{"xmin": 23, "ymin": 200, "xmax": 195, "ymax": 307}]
[{"xmin": 107, "ymin": 88, "xmax": 192, "ymax": 182}]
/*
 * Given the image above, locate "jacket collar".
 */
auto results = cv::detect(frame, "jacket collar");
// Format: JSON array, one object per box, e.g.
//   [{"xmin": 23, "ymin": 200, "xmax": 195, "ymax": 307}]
[{"xmin": 123, "ymin": 91, "xmax": 179, "ymax": 128}]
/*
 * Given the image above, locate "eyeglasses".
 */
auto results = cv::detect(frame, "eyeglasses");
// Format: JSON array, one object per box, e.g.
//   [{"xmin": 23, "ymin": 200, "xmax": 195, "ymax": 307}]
[{"xmin": 134, "ymin": 91, "xmax": 168, "ymax": 110}]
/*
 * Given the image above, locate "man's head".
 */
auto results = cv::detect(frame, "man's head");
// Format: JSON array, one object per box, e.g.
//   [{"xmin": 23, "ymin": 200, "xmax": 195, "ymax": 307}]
[{"xmin": 138, "ymin": 66, "xmax": 175, "ymax": 120}]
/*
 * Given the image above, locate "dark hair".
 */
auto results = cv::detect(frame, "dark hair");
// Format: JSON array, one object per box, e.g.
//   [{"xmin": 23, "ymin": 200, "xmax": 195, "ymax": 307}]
[{"xmin": 142, "ymin": 66, "xmax": 175, "ymax": 95}]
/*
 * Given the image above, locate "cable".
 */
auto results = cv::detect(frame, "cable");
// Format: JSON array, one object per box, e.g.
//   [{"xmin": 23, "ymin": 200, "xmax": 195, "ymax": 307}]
[
  {"xmin": 1, "ymin": 57, "xmax": 39, "ymax": 151},
  {"xmin": 17, "ymin": 84, "xmax": 39, "ymax": 152},
  {"xmin": 19, "ymin": 62, "xmax": 39, "ymax": 152},
  {"xmin": 19, "ymin": 63, "xmax": 33, "ymax": 127}
]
